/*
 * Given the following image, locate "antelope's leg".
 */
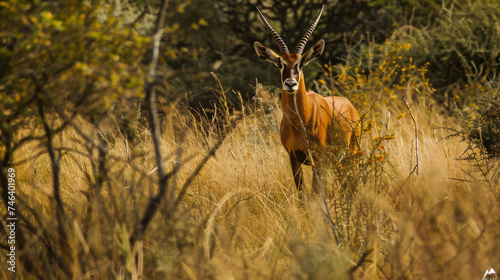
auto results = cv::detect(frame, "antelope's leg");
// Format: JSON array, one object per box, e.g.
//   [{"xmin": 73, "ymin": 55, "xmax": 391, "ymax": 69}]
[{"xmin": 290, "ymin": 155, "xmax": 303, "ymax": 192}]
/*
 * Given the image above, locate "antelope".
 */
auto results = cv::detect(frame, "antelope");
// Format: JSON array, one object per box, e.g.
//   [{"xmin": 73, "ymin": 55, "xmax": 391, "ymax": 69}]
[{"xmin": 254, "ymin": 6, "xmax": 361, "ymax": 193}]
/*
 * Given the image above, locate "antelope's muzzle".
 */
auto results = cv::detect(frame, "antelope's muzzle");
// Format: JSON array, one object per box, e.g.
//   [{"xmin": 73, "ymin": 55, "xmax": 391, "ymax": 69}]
[{"xmin": 283, "ymin": 78, "xmax": 298, "ymax": 93}]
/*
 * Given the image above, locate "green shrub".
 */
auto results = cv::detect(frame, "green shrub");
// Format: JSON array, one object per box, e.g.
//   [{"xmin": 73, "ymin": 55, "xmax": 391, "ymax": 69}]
[
  {"xmin": 468, "ymin": 98, "xmax": 500, "ymax": 157},
  {"xmin": 399, "ymin": 0, "xmax": 500, "ymax": 105},
  {"xmin": 445, "ymin": 84, "xmax": 500, "ymax": 193}
]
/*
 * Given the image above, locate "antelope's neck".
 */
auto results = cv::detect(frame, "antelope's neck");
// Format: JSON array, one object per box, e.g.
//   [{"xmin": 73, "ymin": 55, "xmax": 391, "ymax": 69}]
[{"xmin": 282, "ymin": 72, "xmax": 310, "ymax": 124}]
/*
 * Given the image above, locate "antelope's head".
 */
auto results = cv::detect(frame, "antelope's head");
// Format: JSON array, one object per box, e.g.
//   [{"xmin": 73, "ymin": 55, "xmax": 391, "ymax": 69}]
[{"xmin": 254, "ymin": 6, "xmax": 325, "ymax": 94}]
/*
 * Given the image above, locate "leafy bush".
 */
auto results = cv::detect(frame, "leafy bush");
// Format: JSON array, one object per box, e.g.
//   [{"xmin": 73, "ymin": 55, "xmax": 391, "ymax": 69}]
[
  {"xmin": 445, "ymin": 83, "xmax": 500, "ymax": 194},
  {"xmin": 325, "ymin": 39, "xmax": 433, "ymax": 110},
  {"xmin": 398, "ymin": 0, "xmax": 500, "ymax": 105},
  {"xmin": 467, "ymin": 98, "xmax": 500, "ymax": 157}
]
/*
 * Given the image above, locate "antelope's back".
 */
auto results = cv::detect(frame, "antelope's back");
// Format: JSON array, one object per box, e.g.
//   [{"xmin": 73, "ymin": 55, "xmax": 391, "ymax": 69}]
[{"xmin": 325, "ymin": 96, "xmax": 360, "ymax": 125}]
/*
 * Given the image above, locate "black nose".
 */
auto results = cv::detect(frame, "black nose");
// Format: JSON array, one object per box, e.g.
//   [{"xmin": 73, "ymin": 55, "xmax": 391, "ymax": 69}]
[{"xmin": 285, "ymin": 80, "xmax": 297, "ymax": 87}]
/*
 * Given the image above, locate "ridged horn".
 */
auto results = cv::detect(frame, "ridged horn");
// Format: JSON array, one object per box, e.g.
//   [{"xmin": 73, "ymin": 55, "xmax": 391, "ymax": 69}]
[
  {"xmin": 256, "ymin": 6, "xmax": 289, "ymax": 54},
  {"xmin": 294, "ymin": 5, "xmax": 324, "ymax": 55}
]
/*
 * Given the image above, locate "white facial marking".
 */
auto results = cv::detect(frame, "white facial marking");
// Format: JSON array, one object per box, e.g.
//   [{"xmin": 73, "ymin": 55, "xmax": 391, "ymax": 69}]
[{"xmin": 279, "ymin": 57, "xmax": 303, "ymax": 93}]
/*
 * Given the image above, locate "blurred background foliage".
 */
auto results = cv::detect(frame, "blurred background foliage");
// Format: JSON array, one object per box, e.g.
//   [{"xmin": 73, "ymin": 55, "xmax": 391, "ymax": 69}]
[
  {"xmin": 156, "ymin": 0, "xmax": 499, "ymax": 112},
  {"xmin": 2, "ymin": 0, "xmax": 498, "ymax": 121},
  {"xmin": 0, "ymin": 0, "xmax": 149, "ymax": 166}
]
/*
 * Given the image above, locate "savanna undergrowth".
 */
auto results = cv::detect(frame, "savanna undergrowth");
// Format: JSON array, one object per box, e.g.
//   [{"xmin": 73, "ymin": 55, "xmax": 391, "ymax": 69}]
[{"xmin": 2, "ymin": 75, "xmax": 500, "ymax": 278}]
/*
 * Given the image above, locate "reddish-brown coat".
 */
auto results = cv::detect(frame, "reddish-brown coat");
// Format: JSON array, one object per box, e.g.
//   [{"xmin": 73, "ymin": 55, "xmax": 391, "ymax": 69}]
[{"xmin": 280, "ymin": 71, "xmax": 360, "ymax": 166}]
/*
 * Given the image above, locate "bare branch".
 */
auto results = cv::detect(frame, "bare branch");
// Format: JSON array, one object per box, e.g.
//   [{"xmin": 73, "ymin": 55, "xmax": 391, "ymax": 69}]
[
  {"xmin": 401, "ymin": 85, "xmax": 419, "ymax": 176},
  {"xmin": 134, "ymin": 0, "xmax": 169, "ymax": 241},
  {"xmin": 32, "ymin": 76, "xmax": 65, "ymax": 215}
]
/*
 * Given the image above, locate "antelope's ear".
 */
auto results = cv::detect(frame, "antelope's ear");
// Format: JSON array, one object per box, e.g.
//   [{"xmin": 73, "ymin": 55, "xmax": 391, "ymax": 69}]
[
  {"xmin": 302, "ymin": 39, "xmax": 325, "ymax": 66},
  {"xmin": 254, "ymin": 41, "xmax": 280, "ymax": 66}
]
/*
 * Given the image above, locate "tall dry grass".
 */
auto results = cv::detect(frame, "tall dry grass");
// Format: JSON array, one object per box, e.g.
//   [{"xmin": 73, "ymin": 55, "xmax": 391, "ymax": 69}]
[{"xmin": 2, "ymin": 82, "xmax": 500, "ymax": 279}]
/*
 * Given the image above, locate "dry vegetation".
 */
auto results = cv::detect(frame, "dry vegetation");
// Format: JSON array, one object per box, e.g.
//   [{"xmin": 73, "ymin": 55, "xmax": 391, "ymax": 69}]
[
  {"xmin": 3, "ymin": 84, "xmax": 500, "ymax": 279},
  {"xmin": 2, "ymin": 0, "xmax": 500, "ymax": 279}
]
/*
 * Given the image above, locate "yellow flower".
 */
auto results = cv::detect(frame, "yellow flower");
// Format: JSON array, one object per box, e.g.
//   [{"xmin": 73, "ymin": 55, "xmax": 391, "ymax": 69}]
[
  {"xmin": 198, "ymin": 18, "xmax": 208, "ymax": 26},
  {"xmin": 404, "ymin": 43, "xmax": 411, "ymax": 50},
  {"xmin": 378, "ymin": 155, "xmax": 384, "ymax": 162},
  {"xmin": 318, "ymin": 79, "xmax": 326, "ymax": 85},
  {"xmin": 191, "ymin": 23, "xmax": 199, "ymax": 30},
  {"xmin": 177, "ymin": 4, "xmax": 185, "ymax": 13}
]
